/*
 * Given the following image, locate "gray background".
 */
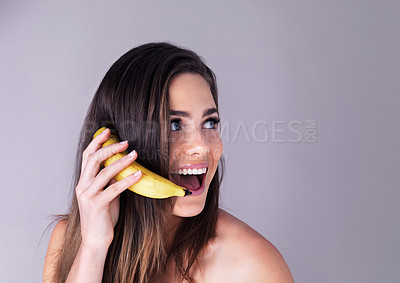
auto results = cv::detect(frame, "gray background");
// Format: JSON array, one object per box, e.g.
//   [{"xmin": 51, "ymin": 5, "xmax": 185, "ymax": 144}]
[{"xmin": 1, "ymin": 1, "xmax": 399, "ymax": 282}]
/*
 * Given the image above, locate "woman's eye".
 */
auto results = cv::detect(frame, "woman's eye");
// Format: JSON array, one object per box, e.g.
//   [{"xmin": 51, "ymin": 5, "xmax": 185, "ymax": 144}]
[
  {"xmin": 204, "ymin": 118, "xmax": 220, "ymax": 129},
  {"xmin": 171, "ymin": 119, "xmax": 181, "ymax": 131},
  {"xmin": 171, "ymin": 117, "xmax": 220, "ymax": 131}
]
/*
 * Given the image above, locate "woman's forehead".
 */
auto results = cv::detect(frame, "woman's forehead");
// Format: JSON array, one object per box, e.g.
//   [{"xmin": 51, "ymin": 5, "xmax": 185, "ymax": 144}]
[{"xmin": 169, "ymin": 73, "xmax": 216, "ymax": 114}]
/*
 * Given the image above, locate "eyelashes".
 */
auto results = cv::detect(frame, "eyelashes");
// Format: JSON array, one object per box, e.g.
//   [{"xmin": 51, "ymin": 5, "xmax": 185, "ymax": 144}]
[
  {"xmin": 170, "ymin": 117, "xmax": 220, "ymax": 131},
  {"xmin": 204, "ymin": 117, "xmax": 220, "ymax": 129},
  {"xmin": 170, "ymin": 118, "xmax": 181, "ymax": 131}
]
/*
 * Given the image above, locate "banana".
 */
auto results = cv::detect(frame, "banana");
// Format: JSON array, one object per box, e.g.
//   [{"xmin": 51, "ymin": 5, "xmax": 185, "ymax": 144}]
[{"xmin": 93, "ymin": 127, "xmax": 191, "ymax": 199}]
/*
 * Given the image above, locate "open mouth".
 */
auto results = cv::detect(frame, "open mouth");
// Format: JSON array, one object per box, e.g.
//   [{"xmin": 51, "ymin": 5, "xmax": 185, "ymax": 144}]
[{"xmin": 170, "ymin": 169, "xmax": 207, "ymax": 193}]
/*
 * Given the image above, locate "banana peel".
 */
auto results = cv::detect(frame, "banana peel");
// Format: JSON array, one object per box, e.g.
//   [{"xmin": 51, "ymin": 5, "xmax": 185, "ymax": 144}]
[{"xmin": 93, "ymin": 127, "xmax": 190, "ymax": 199}]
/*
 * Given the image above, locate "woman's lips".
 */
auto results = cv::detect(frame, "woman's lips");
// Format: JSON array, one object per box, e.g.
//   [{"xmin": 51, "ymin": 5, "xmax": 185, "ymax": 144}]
[
  {"xmin": 169, "ymin": 171, "xmax": 207, "ymax": 197},
  {"xmin": 178, "ymin": 162, "xmax": 209, "ymax": 170}
]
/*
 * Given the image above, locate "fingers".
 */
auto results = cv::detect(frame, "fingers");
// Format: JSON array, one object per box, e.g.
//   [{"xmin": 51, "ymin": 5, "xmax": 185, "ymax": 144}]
[
  {"xmin": 100, "ymin": 170, "xmax": 142, "ymax": 204},
  {"xmin": 108, "ymin": 178, "xmax": 117, "ymax": 186},
  {"xmin": 81, "ymin": 128, "xmax": 111, "ymax": 176},
  {"xmin": 77, "ymin": 170, "xmax": 142, "ymax": 222},
  {"xmin": 88, "ymin": 150, "xmax": 138, "ymax": 194},
  {"xmin": 79, "ymin": 139, "xmax": 129, "ymax": 186}
]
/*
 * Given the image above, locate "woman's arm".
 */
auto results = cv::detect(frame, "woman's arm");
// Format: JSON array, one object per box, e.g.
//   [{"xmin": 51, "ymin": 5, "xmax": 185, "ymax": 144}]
[
  {"xmin": 43, "ymin": 220, "xmax": 67, "ymax": 282},
  {"xmin": 43, "ymin": 128, "xmax": 142, "ymax": 282},
  {"xmin": 43, "ymin": 220, "xmax": 110, "ymax": 283},
  {"xmin": 215, "ymin": 210, "xmax": 294, "ymax": 282},
  {"xmin": 242, "ymin": 238, "xmax": 294, "ymax": 283},
  {"xmin": 65, "ymin": 242, "xmax": 109, "ymax": 283}
]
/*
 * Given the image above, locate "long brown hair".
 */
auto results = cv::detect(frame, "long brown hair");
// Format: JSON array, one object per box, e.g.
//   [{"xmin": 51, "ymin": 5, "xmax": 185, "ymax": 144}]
[{"xmin": 52, "ymin": 42, "xmax": 225, "ymax": 282}]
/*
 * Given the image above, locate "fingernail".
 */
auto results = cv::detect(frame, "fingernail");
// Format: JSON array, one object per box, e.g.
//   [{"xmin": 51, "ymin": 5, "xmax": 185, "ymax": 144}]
[
  {"xmin": 133, "ymin": 170, "xmax": 141, "ymax": 177},
  {"xmin": 120, "ymin": 140, "xmax": 128, "ymax": 145},
  {"xmin": 101, "ymin": 128, "xmax": 109, "ymax": 135},
  {"xmin": 128, "ymin": 150, "xmax": 136, "ymax": 158}
]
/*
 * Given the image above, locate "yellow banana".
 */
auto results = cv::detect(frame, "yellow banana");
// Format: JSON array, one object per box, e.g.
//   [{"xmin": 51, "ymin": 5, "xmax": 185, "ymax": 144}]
[{"xmin": 93, "ymin": 127, "xmax": 190, "ymax": 199}]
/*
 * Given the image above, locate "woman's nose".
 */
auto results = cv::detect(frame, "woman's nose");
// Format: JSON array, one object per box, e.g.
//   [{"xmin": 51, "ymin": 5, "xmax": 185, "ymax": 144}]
[{"xmin": 181, "ymin": 127, "xmax": 210, "ymax": 157}]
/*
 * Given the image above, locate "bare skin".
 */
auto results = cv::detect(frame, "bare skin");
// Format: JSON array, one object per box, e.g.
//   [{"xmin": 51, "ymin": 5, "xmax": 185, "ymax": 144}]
[
  {"xmin": 43, "ymin": 73, "xmax": 293, "ymax": 282},
  {"xmin": 151, "ymin": 209, "xmax": 293, "ymax": 282},
  {"xmin": 168, "ymin": 73, "xmax": 223, "ymax": 217},
  {"xmin": 43, "ymin": 128, "xmax": 143, "ymax": 282},
  {"xmin": 44, "ymin": 209, "xmax": 293, "ymax": 282}
]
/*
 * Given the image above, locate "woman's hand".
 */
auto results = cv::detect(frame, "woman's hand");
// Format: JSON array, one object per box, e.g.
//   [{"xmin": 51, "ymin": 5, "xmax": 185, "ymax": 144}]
[{"xmin": 75, "ymin": 128, "xmax": 142, "ymax": 249}]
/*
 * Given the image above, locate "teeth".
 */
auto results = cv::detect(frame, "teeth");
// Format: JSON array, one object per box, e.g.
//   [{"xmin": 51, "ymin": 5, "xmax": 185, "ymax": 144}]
[{"xmin": 178, "ymin": 167, "xmax": 207, "ymax": 175}]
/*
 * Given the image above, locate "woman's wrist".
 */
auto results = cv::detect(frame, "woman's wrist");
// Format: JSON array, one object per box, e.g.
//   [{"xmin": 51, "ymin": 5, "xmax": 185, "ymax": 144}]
[
  {"xmin": 80, "ymin": 241, "xmax": 110, "ymax": 257},
  {"xmin": 66, "ymin": 243, "xmax": 109, "ymax": 283}
]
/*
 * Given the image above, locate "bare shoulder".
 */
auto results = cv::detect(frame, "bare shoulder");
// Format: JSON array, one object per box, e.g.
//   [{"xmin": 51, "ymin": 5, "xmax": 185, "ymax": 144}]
[
  {"xmin": 214, "ymin": 209, "xmax": 294, "ymax": 282},
  {"xmin": 43, "ymin": 219, "xmax": 68, "ymax": 282}
]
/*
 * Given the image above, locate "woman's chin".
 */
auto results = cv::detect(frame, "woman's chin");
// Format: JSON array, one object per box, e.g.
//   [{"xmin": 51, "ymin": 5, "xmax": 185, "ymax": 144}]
[{"xmin": 171, "ymin": 194, "xmax": 207, "ymax": 217}]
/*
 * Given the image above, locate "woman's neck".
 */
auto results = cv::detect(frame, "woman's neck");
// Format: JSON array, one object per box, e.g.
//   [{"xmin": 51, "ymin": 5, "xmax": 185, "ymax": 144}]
[{"xmin": 164, "ymin": 214, "xmax": 183, "ymax": 254}]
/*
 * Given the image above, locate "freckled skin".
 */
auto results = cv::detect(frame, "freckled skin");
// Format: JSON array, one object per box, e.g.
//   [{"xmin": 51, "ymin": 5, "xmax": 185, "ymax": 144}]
[
  {"xmin": 44, "ymin": 69, "xmax": 293, "ymax": 283},
  {"xmin": 159, "ymin": 73, "xmax": 294, "ymax": 282},
  {"xmin": 168, "ymin": 73, "xmax": 223, "ymax": 217}
]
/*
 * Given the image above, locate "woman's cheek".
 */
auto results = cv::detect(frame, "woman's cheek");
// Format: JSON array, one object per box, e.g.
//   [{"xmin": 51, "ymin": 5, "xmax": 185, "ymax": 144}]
[{"xmin": 211, "ymin": 135, "xmax": 223, "ymax": 161}]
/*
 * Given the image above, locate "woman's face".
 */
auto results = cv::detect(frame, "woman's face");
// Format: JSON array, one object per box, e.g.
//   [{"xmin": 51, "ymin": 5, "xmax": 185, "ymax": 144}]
[{"xmin": 168, "ymin": 73, "xmax": 223, "ymax": 217}]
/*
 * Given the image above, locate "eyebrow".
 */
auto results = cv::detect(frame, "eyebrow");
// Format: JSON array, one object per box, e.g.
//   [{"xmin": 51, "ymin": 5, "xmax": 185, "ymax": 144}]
[{"xmin": 170, "ymin": 108, "xmax": 219, "ymax": 118}]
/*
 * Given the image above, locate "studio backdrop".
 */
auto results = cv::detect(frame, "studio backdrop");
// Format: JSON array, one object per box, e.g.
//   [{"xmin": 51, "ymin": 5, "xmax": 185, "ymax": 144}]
[{"xmin": 0, "ymin": 1, "xmax": 398, "ymax": 282}]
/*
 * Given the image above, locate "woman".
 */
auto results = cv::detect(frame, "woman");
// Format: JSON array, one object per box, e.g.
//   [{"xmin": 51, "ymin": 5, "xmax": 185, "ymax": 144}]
[{"xmin": 43, "ymin": 42, "xmax": 294, "ymax": 282}]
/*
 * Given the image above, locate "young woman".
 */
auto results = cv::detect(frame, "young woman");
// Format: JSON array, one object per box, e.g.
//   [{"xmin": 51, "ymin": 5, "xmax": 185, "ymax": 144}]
[{"xmin": 43, "ymin": 42, "xmax": 294, "ymax": 282}]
